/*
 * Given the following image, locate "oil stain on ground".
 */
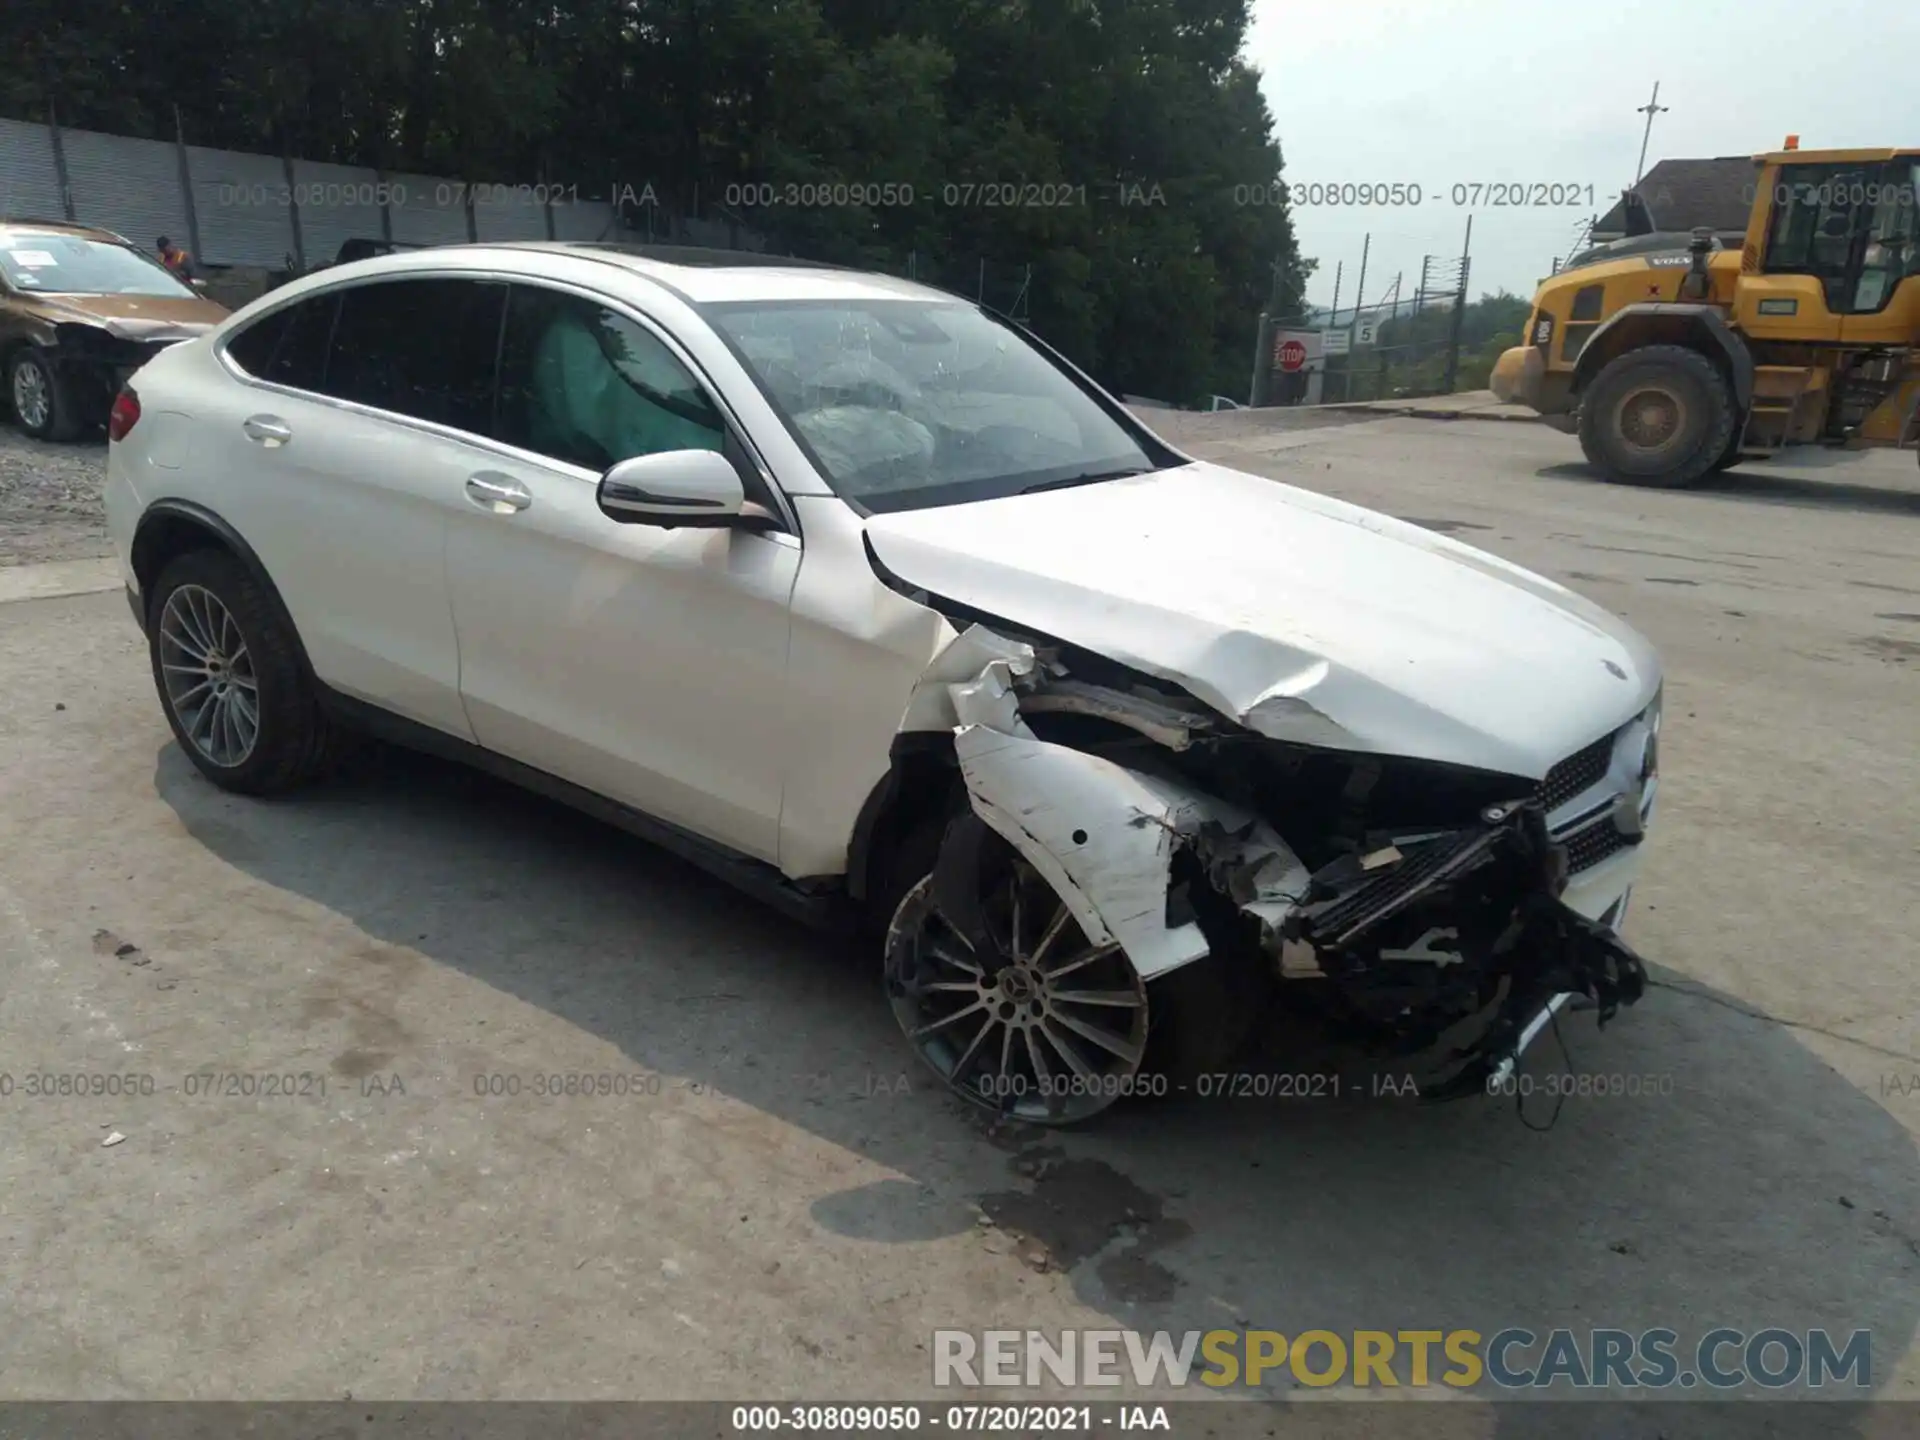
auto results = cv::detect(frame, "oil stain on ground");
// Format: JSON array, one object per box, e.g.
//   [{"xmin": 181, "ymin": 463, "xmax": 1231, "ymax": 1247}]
[
  {"xmin": 977, "ymin": 1146, "xmax": 1192, "ymax": 1304},
  {"xmin": 1855, "ymin": 636, "xmax": 1920, "ymax": 662},
  {"xmin": 1396, "ymin": 517, "xmax": 1490, "ymax": 534}
]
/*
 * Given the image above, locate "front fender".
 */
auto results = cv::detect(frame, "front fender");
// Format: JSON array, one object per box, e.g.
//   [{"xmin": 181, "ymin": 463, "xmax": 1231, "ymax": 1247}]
[{"xmin": 951, "ymin": 726, "xmax": 1280, "ymax": 980}]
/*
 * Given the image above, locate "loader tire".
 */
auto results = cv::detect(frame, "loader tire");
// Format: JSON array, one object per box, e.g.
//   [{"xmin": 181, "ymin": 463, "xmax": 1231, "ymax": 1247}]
[{"xmin": 1578, "ymin": 344, "xmax": 1737, "ymax": 489}]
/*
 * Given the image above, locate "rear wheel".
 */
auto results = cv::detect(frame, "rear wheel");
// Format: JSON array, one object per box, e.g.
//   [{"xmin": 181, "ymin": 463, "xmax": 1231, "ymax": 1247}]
[
  {"xmin": 1577, "ymin": 344, "xmax": 1736, "ymax": 488},
  {"xmin": 147, "ymin": 548, "xmax": 345, "ymax": 795}
]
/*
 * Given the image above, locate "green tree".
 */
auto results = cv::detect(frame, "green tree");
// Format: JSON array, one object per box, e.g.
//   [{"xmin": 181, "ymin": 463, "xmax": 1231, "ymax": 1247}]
[{"xmin": 0, "ymin": 0, "xmax": 1300, "ymax": 403}]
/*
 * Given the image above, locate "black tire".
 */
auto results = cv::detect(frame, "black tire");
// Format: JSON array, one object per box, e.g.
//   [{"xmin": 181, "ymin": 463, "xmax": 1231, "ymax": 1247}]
[
  {"xmin": 1577, "ymin": 344, "xmax": 1736, "ymax": 488},
  {"xmin": 1140, "ymin": 861, "xmax": 1273, "ymax": 1084},
  {"xmin": 1709, "ymin": 429, "xmax": 1745, "ymax": 474},
  {"xmin": 870, "ymin": 809, "xmax": 953, "ymax": 945},
  {"xmin": 7, "ymin": 346, "xmax": 83, "ymax": 441},
  {"xmin": 146, "ymin": 548, "xmax": 344, "ymax": 795},
  {"xmin": 875, "ymin": 809, "xmax": 1263, "ymax": 1104}
]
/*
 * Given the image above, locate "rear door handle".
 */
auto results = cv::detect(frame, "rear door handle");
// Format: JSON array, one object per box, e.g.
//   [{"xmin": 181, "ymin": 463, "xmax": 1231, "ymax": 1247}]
[
  {"xmin": 465, "ymin": 472, "xmax": 532, "ymax": 513},
  {"xmin": 242, "ymin": 414, "xmax": 292, "ymax": 447}
]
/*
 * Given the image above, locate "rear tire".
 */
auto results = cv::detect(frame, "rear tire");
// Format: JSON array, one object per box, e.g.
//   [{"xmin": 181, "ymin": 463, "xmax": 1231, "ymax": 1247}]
[
  {"xmin": 1577, "ymin": 344, "xmax": 1736, "ymax": 488},
  {"xmin": 146, "ymin": 548, "xmax": 344, "ymax": 795}
]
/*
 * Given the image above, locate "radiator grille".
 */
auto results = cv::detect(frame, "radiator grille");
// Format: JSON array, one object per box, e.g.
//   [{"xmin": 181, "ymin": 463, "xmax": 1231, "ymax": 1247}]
[
  {"xmin": 1562, "ymin": 819, "xmax": 1635, "ymax": 874},
  {"xmin": 1537, "ymin": 731, "xmax": 1615, "ymax": 813}
]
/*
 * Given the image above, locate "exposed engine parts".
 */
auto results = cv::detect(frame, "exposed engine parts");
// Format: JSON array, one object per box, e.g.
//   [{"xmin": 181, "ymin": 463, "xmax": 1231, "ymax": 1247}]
[{"xmin": 894, "ymin": 624, "xmax": 1653, "ymax": 1120}]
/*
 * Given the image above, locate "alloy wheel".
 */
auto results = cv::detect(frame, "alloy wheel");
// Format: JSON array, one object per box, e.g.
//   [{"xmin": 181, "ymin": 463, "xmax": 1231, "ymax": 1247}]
[
  {"xmin": 158, "ymin": 584, "xmax": 261, "ymax": 768},
  {"xmin": 886, "ymin": 857, "xmax": 1148, "ymax": 1123},
  {"xmin": 11, "ymin": 359, "xmax": 50, "ymax": 431}
]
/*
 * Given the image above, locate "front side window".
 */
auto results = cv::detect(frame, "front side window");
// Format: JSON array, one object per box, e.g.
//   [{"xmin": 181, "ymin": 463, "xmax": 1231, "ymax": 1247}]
[
  {"xmin": 0, "ymin": 233, "xmax": 196, "ymax": 298},
  {"xmin": 1763, "ymin": 160, "xmax": 1919, "ymax": 314},
  {"xmin": 702, "ymin": 299, "xmax": 1159, "ymax": 512},
  {"xmin": 324, "ymin": 279, "xmax": 507, "ymax": 433},
  {"xmin": 1854, "ymin": 160, "xmax": 1920, "ymax": 312},
  {"xmin": 495, "ymin": 285, "xmax": 725, "ymax": 470}
]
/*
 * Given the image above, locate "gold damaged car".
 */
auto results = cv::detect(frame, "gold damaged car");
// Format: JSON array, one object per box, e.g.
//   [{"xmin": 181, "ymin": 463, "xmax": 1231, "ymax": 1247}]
[{"xmin": 1, "ymin": 219, "xmax": 230, "ymax": 440}]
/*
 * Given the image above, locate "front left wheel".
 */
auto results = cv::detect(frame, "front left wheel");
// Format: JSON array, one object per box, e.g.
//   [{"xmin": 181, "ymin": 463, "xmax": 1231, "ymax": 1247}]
[
  {"xmin": 146, "ymin": 548, "xmax": 344, "ymax": 795},
  {"xmin": 7, "ymin": 347, "xmax": 83, "ymax": 441},
  {"xmin": 1577, "ymin": 343, "xmax": 1736, "ymax": 488}
]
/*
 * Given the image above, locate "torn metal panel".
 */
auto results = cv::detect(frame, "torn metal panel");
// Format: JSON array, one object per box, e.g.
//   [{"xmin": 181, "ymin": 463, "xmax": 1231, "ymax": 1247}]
[
  {"xmin": 898, "ymin": 622, "xmax": 1039, "ymax": 736},
  {"xmin": 952, "ymin": 725, "xmax": 1305, "ymax": 981}
]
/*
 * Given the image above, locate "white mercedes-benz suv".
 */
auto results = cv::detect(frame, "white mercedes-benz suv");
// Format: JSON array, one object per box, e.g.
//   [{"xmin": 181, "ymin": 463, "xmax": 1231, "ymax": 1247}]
[{"xmin": 105, "ymin": 242, "xmax": 1662, "ymax": 1123}]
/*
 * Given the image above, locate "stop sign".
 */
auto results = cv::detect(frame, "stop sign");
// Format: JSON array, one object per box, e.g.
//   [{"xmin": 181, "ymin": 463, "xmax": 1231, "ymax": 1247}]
[{"xmin": 1277, "ymin": 338, "xmax": 1307, "ymax": 372}]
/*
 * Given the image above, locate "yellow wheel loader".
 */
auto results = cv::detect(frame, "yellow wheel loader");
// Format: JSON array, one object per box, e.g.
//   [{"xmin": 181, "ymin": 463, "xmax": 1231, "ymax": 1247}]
[{"xmin": 1491, "ymin": 144, "xmax": 1920, "ymax": 486}]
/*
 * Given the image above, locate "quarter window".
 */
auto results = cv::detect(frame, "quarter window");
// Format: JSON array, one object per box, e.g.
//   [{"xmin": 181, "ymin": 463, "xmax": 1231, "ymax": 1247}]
[
  {"xmin": 495, "ymin": 285, "xmax": 725, "ymax": 471},
  {"xmin": 225, "ymin": 293, "xmax": 337, "ymax": 391}
]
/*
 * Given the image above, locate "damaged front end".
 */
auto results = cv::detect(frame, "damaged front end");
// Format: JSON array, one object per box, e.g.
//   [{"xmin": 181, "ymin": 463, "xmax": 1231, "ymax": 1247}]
[
  {"xmin": 1261, "ymin": 802, "xmax": 1647, "ymax": 1099},
  {"xmin": 890, "ymin": 623, "xmax": 1652, "ymax": 1119}
]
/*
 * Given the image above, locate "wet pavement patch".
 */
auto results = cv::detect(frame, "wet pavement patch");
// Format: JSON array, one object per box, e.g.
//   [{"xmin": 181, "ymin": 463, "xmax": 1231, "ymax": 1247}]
[{"xmin": 977, "ymin": 1147, "xmax": 1192, "ymax": 1303}]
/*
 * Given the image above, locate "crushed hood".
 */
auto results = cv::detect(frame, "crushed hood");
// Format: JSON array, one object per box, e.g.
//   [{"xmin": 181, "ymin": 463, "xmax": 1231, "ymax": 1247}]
[
  {"xmin": 22, "ymin": 292, "xmax": 226, "ymax": 338},
  {"xmin": 864, "ymin": 461, "xmax": 1661, "ymax": 779}
]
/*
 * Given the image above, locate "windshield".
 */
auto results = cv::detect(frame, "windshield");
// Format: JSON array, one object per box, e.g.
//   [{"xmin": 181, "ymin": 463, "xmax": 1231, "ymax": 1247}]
[
  {"xmin": 703, "ymin": 299, "xmax": 1160, "ymax": 511},
  {"xmin": 0, "ymin": 234, "xmax": 196, "ymax": 298}
]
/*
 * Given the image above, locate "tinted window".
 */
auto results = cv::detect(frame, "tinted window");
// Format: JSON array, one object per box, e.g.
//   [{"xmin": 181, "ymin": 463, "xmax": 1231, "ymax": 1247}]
[
  {"xmin": 325, "ymin": 279, "xmax": 507, "ymax": 433},
  {"xmin": 496, "ymin": 285, "xmax": 725, "ymax": 471},
  {"xmin": 225, "ymin": 293, "xmax": 337, "ymax": 391}
]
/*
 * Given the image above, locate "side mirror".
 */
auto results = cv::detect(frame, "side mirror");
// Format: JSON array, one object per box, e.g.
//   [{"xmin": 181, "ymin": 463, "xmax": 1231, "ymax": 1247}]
[{"xmin": 596, "ymin": 449, "xmax": 773, "ymax": 530}]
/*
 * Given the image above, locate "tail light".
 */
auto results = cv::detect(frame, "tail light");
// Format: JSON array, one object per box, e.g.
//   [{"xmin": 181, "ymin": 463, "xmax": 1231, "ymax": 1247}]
[{"xmin": 108, "ymin": 387, "xmax": 141, "ymax": 443}]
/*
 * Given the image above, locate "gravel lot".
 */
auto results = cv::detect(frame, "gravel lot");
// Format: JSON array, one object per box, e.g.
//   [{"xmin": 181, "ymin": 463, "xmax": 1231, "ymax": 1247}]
[
  {"xmin": 1, "ymin": 408, "xmax": 1917, "ymax": 1421},
  {"xmin": 0, "ymin": 430, "xmax": 108, "ymax": 567}
]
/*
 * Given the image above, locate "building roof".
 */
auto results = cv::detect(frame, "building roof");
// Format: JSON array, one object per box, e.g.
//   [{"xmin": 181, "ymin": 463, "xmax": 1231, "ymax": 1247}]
[{"xmin": 1593, "ymin": 156, "xmax": 1758, "ymax": 239}]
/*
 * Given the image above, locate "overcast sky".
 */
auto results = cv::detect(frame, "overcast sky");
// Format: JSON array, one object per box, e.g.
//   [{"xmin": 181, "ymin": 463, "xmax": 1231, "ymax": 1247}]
[{"xmin": 1246, "ymin": 0, "xmax": 1920, "ymax": 314}]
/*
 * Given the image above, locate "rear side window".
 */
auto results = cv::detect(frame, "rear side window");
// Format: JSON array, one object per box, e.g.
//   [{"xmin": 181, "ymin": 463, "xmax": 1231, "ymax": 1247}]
[
  {"xmin": 324, "ymin": 278, "xmax": 508, "ymax": 434},
  {"xmin": 226, "ymin": 293, "xmax": 337, "ymax": 391}
]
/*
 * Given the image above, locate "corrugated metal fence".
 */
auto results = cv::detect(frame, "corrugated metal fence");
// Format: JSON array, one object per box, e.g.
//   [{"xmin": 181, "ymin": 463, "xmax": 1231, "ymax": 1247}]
[{"xmin": 0, "ymin": 114, "xmax": 624, "ymax": 269}]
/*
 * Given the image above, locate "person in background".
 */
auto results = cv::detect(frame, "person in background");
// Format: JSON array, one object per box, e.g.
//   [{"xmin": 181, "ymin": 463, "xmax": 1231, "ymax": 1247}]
[{"xmin": 156, "ymin": 236, "xmax": 194, "ymax": 282}]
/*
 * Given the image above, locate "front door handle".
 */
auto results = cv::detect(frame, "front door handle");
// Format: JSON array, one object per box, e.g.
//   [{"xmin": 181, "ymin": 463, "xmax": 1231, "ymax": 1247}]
[
  {"xmin": 242, "ymin": 414, "xmax": 292, "ymax": 447},
  {"xmin": 465, "ymin": 472, "xmax": 532, "ymax": 513}
]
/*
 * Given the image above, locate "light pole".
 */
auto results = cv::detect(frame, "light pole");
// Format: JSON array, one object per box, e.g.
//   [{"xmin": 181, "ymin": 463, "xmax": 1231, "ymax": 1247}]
[{"xmin": 1633, "ymin": 81, "xmax": 1668, "ymax": 189}]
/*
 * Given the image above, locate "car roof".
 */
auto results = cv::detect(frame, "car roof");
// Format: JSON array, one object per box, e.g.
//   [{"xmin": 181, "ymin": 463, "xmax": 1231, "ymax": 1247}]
[
  {"xmin": 325, "ymin": 240, "xmax": 960, "ymax": 306},
  {"xmin": 0, "ymin": 218, "xmax": 132, "ymax": 245}
]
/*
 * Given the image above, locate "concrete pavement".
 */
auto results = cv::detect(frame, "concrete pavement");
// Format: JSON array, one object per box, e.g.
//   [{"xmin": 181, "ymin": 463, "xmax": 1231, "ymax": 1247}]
[{"xmin": 1, "ymin": 412, "xmax": 1916, "ymax": 1420}]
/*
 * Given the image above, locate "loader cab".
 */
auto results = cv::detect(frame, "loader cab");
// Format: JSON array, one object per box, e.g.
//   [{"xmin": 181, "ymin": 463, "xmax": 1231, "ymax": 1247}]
[{"xmin": 1737, "ymin": 153, "xmax": 1920, "ymax": 344}]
